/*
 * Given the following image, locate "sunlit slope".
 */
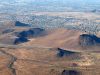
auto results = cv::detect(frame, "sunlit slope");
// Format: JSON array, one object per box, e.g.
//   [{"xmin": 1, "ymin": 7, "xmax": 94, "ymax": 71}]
[{"xmin": 21, "ymin": 29, "xmax": 82, "ymax": 50}]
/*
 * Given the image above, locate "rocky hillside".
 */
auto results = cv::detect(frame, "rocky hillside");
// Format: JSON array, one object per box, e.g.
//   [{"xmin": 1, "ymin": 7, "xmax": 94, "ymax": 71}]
[{"xmin": 79, "ymin": 34, "xmax": 100, "ymax": 47}]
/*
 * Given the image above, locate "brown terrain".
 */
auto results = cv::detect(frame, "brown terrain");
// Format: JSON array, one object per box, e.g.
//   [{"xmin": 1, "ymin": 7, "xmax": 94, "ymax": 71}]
[
  {"xmin": 0, "ymin": 12, "xmax": 100, "ymax": 75},
  {"xmin": 0, "ymin": 28, "xmax": 100, "ymax": 75}
]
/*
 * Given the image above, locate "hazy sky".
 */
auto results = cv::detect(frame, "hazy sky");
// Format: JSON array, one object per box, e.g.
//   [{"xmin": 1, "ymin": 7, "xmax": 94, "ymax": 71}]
[{"xmin": 0, "ymin": 0, "xmax": 100, "ymax": 14}]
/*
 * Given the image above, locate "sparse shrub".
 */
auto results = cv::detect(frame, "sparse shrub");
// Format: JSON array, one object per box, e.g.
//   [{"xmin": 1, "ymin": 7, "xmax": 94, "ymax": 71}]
[{"xmin": 78, "ymin": 20, "xmax": 99, "ymax": 35}]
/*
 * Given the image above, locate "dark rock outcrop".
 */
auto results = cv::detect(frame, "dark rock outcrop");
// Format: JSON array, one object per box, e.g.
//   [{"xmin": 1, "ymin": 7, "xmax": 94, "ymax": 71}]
[
  {"xmin": 15, "ymin": 21, "xmax": 30, "ymax": 27},
  {"xmin": 14, "ymin": 28, "xmax": 44, "ymax": 44},
  {"xmin": 61, "ymin": 70, "xmax": 80, "ymax": 75},
  {"xmin": 17, "ymin": 30, "xmax": 34, "ymax": 38},
  {"xmin": 17, "ymin": 28, "xmax": 44, "ymax": 38},
  {"xmin": 57, "ymin": 48, "xmax": 76, "ymax": 57},
  {"xmin": 79, "ymin": 34, "xmax": 100, "ymax": 47},
  {"xmin": 14, "ymin": 37, "xmax": 29, "ymax": 44}
]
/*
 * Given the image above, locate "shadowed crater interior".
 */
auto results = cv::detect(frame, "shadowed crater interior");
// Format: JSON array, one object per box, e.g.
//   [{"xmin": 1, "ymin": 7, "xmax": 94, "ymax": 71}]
[
  {"xmin": 14, "ymin": 28, "xmax": 45, "ymax": 44},
  {"xmin": 17, "ymin": 28, "xmax": 44, "ymax": 38},
  {"xmin": 15, "ymin": 21, "xmax": 30, "ymax": 27},
  {"xmin": 61, "ymin": 70, "xmax": 81, "ymax": 75},
  {"xmin": 79, "ymin": 34, "xmax": 100, "ymax": 47},
  {"xmin": 14, "ymin": 37, "xmax": 29, "ymax": 45},
  {"xmin": 57, "ymin": 48, "xmax": 76, "ymax": 57}
]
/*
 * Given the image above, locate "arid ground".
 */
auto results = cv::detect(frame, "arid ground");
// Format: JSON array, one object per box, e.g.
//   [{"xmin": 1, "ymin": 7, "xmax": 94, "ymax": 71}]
[{"xmin": 0, "ymin": 12, "xmax": 100, "ymax": 75}]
